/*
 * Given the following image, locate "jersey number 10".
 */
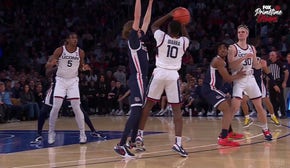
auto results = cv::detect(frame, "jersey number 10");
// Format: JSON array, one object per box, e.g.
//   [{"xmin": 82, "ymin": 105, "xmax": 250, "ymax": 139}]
[{"xmin": 166, "ymin": 45, "xmax": 178, "ymax": 58}]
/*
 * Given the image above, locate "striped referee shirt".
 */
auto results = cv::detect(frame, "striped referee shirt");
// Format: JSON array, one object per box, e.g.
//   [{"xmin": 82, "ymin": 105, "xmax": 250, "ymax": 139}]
[{"xmin": 267, "ymin": 60, "xmax": 287, "ymax": 83}]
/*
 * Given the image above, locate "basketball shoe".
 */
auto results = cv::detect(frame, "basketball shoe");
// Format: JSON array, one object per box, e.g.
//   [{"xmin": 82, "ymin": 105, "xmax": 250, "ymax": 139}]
[
  {"xmin": 172, "ymin": 144, "xmax": 188, "ymax": 157},
  {"xmin": 262, "ymin": 129, "xmax": 272, "ymax": 141},
  {"xmin": 90, "ymin": 131, "xmax": 107, "ymax": 139},
  {"xmin": 30, "ymin": 136, "xmax": 43, "ymax": 144},
  {"xmin": 114, "ymin": 144, "xmax": 135, "ymax": 157},
  {"xmin": 218, "ymin": 137, "xmax": 240, "ymax": 147},
  {"xmin": 48, "ymin": 131, "xmax": 56, "ymax": 144},
  {"xmin": 135, "ymin": 136, "xmax": 146, "ymax": 151},
  {"xmin": 228, "ymin": 132, "xmax": 244, "ymax": 139},
  {"xmin": 80, "ymin": 132, "xmax": 87, "ymax": 144},
  {"xmin": 270, "ymin": 115, "xmax": 281, "ymax": 126},
  {"xmin": 243, "ymin": 117, "xmax": 253, "ymax": 128}
]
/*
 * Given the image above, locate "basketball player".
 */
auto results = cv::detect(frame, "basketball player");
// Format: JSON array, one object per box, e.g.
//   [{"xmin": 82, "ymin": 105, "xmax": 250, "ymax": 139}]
[
  {"xmin": 228, "ymin": 25, "xmax": 272, "ymax": 140},
  {"xmin": 135, "ymin": 7, "xmax": 190, "ymax": 157},
  {"xmin": 30, "ymin": 56, "xmax": 106, "ymax": 144},
  {"xmin": 242, "ymin": 57, "xmax": 280, "ymax": 127},
  {"xmin": 48, "ymin": 32, "xmax": 90, "ymax": 144},
  {"xmin": 202, "ymin": 42, "xmax": 246, "ymax": 146},
  {"xmin": 113, "ymin": 0, "xmax": 153, "ymax": 157}
]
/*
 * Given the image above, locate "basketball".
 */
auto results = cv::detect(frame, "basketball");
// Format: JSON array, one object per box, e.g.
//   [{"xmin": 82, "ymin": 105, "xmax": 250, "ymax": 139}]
[{"xmin": 172, "ymin": 7, "xmax": 191, "ymax": 25}]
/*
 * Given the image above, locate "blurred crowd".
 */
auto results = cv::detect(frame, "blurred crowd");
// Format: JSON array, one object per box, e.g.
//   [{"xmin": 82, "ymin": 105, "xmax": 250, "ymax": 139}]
[{"xmin": 0, "ymin": 0, "xmax": 289, "ymax": 122}]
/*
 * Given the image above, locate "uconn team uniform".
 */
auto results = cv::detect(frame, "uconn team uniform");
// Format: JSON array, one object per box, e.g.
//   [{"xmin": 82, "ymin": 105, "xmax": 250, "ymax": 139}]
[
  {"xmin": 147, "ymin": 29, "xmax": 189, "ymax": 104},
  {"xmin": 118, "ymin": 30, "xmax": 149, "ymax": 146},
  {"xmin": 48, "ymin": 45, "xmax": 86, "ymax": 144},
  {"xmin": 231, "ymin": 44, "xmax": 261, "ymax": 99},
  {"xmin": 202, "ymin": 56, "xmax": 227, "ymax": 107},
  {"xmin": 54, "ymin": 46, "xmax": 81, "ymax": 99}
]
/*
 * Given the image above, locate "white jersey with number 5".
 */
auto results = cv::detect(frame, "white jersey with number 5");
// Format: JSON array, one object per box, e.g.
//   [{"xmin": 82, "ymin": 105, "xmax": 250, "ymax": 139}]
[
  {"xmin": 56, "ymin": 46, "xmax": 80, "ymax": 78},
  {"xmin": 154, "ymin": 30, "xmax": 189, "ymax": 70}
]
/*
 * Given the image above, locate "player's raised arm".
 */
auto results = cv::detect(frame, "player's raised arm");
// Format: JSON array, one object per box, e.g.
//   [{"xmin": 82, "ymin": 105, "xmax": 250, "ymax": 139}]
[
  {"xmin": 151, "ymin": 8, "xmax": 176, "ymax": 33},
  {"xmin": 132, "ymin": 0, "xmax": 141, "ymax": 31},
  {"xmin": 141, "ymin": 0, "xmax": 153, "ymax": 34}
]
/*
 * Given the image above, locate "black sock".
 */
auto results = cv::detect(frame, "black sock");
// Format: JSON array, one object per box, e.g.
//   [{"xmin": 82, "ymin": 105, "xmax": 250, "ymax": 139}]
[
  {"xmin": 229, "ymin": 125, "xmax": 233, "ymax": 133},
  {"xmin": 220, "ymin": 129, "xmax": 228, "ymax": 139}
]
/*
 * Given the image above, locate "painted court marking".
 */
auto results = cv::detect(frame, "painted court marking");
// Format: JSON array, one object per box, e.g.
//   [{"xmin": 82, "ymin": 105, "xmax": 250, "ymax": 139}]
[{"xmin": 13, "ymin": 123, "xmax": 290, "ymax": 168}]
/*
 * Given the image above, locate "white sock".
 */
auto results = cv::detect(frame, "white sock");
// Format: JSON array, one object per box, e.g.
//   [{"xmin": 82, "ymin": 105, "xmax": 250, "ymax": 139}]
[
  {"xmin": 270, "ymin": 114, "xmax": 275, "ymax": 118},
  {"xmin": 138, "ymin": 130, "xmax": 144, "ymax": 138},
  {"xmin": 245, "ymin": 115, "xmax": 250, "ymax": 119},
  {"xmin": 176, "ymin": 136, "xmax": 182, "ymax": 146},
  {"xmin": 261, "ymin": 123, "xmax": 268, "ymax": 131}
]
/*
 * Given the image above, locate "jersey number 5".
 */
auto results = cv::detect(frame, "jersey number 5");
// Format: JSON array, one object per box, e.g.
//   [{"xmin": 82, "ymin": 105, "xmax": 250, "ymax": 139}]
[
  {"xmin": 166, "ymin": 45, "xmax": 178, "ymax": 58},
  {"xmin": 67, "ymin": 60, "xmax": 72, "ymax": 67}
]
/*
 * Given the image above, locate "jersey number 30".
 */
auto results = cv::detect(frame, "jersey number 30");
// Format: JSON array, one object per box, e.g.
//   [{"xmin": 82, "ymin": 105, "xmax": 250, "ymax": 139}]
[
  {"xmin": 166, "ymin": 45, "xmax": 178, "ymax": 58},
  {"xmin": 243, "ymin": 58, "xmax": 252, "ymax": 66}
]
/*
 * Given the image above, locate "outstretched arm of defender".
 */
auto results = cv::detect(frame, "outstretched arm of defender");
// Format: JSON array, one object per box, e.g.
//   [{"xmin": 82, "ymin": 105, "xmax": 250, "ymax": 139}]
[
  {"xmin": 141, "ymin": 0, "xmax": 153, "ymax": 33},
  {"xmin": 132, "ymin": 0, "xmax": 142, "ymax": 31}
]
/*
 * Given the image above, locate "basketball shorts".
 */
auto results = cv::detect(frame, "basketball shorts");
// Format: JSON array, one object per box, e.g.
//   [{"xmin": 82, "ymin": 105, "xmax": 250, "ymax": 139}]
[
  {"xmin": 128, "ymin": 76, "xmax": 147, "ymax": 107},
  {"xmin": 146, "ymin": 67, "xmax": 181, "ymax": 104},
  {"xmin": 232, "ymin": 75, "xmax": 261, "ymax": 99},
  {"xmin": 53, "ymin": 76, "xmax": 80, "ymax": 99},
  {"xmin": 44, "ymin": 83, "xmax": 54, "ymax": 106},
  {"xmin": 201, "ymin": 85, "xmax": 227, "ymax": 108}
]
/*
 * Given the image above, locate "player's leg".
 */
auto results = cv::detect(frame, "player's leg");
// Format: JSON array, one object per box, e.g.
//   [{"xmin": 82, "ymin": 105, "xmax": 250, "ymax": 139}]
[
  {"xmin": 217, "ymin": 100, "xmax": 240, "ymax": 146},
  {"xmin": 166, "ymin": 73, "xmax": 188, "ymax": 157},
  {"xmin": 263, "ymin": 97, "xmax": 280, "ymax": 126},
  {"xmin": 241, "ymin": 95, "xmax": 253, "ymax": 127},
  {"xmin": 30, "ymin": 104, "xmax": 52, "ymax": 144},
  {"xmin": 247, "ymin": 81, "xmax": 272, "ymax": 140}
]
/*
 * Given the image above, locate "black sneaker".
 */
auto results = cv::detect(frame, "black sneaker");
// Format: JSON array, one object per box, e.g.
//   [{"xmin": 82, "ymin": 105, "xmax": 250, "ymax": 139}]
[
  {"xmin": 172, "ymin": 144, "xmax": 188, "ymax": 157},
  {"xmin": 114, "ymin": 144, "xmax": 135, "ymax": 157},
  {"xmin": 90, "ymin": 131, "xmax": 107, "ymax": 139},
  {"xmin": 30, "ymin": 136, "xmax": 43, "ymax": 144}
]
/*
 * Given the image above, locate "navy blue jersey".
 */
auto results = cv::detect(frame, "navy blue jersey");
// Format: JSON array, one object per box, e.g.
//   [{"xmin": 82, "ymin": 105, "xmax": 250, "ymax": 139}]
[
  {"xmin": 203, "ymin": 65, "xmax": 224, "ymax": 90},
  {"xmin": 128, "ymin": 30, "xmax": 149, "ymax": 79},
  {"xmin": 253, "ymin": 68, "xmax": 262, "ymax": 86}
]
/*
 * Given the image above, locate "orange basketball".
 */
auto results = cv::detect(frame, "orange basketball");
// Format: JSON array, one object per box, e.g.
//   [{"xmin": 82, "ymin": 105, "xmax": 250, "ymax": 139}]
[{"xmin": 172, "ymin": 7, "xmax": 190, "ymax": 25}]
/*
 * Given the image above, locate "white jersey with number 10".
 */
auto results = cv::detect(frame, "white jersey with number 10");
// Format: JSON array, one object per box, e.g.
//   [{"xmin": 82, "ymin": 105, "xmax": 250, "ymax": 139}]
[{"xmin": 154, "ymin": 30, "xmax": 189, "ymax": 70}]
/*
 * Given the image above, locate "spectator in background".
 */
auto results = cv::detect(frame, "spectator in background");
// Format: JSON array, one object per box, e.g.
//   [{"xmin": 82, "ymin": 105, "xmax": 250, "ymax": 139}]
[
  {"xmin": 113, "ymin": 65, "xmax": 127, "ymax": 86},
  {"xmin": 19, "ymin": 84, "xmax": 40, "ymax": 120},
  {"xmin": 0, "ymin": 81, "xmax": 23, "ymax": 122},
  {"xmin": 96, "ymin": 74, "xmax": 109, "ymax": 115}
]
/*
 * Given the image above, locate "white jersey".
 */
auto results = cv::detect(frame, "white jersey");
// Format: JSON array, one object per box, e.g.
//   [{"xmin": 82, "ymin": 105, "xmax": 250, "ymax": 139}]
[
  {"xmin": 231, "ymin": 43, "xmax": 255, "ymax": 75},
  {"xmin": 56, "ymin": 46, "xmax": 80, "ymax": 78},
  {"xmin": 154, "ymin": 30, "xmax": 189, "ymax": 70}
]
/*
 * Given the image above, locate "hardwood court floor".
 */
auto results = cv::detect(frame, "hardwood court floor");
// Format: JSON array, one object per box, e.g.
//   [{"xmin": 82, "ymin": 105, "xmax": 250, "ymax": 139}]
[{"xmin": 0, "ymin": 116, "xmax": 290, "ymax": 168}]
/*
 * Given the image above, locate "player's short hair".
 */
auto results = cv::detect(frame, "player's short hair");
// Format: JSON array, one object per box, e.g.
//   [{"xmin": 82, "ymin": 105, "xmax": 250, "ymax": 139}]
[
  {"xmin": 122, "ymin": 20, "xmax": 133, "ymax": 40},
  {"xmin": 168, "ymin": 21, "xmax": 181, "ymax": 36},
  {"xmin": 66, "ymin": 32, "xmax": 78, "ymax": 39},
  {"xmin": 215, "ymin": 42, "xmax": 228, "ymax": 51},
  {"xmin": 237, "ymin": 24, "xmax": 249, "ymax": 32}
]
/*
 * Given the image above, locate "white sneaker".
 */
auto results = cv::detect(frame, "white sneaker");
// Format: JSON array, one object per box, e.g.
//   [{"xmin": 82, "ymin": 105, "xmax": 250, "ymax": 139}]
[
  {"xmin": 48, "ymin": 131, "xmax": 56, "ymax": 144},
  {"xmin": 80, "ymin": 132, "xmax": 87, "ymax": 144}
]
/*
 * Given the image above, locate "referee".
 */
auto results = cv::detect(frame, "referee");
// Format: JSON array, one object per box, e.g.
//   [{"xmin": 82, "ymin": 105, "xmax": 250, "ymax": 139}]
[{"xmin": 268, "ymin": 51, "xmax": 289, "ymax": 119}]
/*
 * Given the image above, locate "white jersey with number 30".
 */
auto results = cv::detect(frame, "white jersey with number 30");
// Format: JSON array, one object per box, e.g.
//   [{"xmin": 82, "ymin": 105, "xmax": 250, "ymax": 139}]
[
  {"xmin": 154, "ymin": 30, "xmax": 189, "ymax": 70},
  {"xmin": 56, "ymin": 46, "xmax": 80, "ymax": 78}
]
